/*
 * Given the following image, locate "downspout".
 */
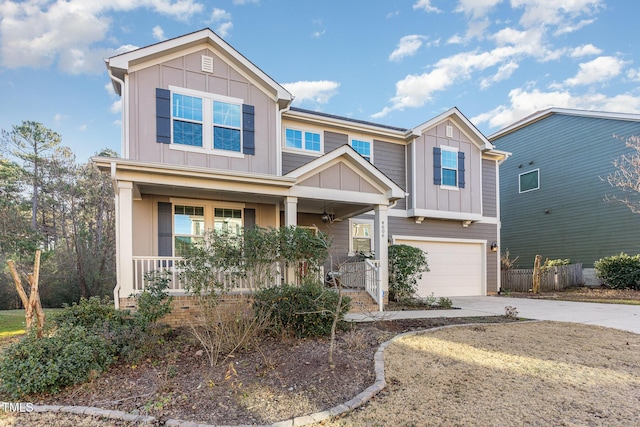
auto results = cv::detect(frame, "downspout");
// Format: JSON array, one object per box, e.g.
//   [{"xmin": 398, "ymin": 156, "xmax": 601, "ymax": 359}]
[
  {"xmin": 276, "ymin": 102, "xmax": 291, "ymax": 176},
  {"xmin": 107, "ymin": 68, "xmax": 127, "ymax": 158},
  {"xmin": 111, "ymin": 161, "xmax": 121, "ymax": 309}
]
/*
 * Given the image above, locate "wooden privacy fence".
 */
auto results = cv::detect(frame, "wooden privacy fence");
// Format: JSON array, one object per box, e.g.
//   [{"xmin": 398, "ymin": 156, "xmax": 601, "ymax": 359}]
[{"xmin": 501, "ymin": 263, "xmax": 583, "ymax": 292}]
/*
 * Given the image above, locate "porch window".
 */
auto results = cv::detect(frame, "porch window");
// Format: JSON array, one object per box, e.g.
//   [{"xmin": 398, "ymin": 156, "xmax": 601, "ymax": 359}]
[
  {"xmin": 349, "ymin": 219, "xmax": 374, "ymax": 256},
  {"xmin": 174, "ymin": 205, "xmax": 205, "ymax": 256},
  {"xmin": 214, "ymin": 208, "xmax": 243, "ymax": 235}
]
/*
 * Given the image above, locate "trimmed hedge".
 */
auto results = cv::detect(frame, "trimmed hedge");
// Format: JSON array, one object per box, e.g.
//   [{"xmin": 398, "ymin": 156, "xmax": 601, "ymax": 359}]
[
  {"xmin": 594, "ymin": 253, "xmax": 640, "ymax": 290},
  {"xmin": 253, "ymin": 282, "xmax": 351, "ymax": 338}
]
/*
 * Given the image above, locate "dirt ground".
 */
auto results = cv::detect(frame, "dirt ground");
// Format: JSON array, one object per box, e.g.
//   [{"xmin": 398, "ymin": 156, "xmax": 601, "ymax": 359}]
[
  {"xmin": 500, "ymin": 286, "xmax": 640, "ymax": 304},
  {"xmin": 2, "ymin": 318, "xmax": 640, "ymax": 427}
]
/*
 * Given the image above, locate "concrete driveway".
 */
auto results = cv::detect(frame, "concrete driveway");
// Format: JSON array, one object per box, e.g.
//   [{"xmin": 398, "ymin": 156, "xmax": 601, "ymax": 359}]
[
  {"xmin": 346, "ymin": 296, "xmax": 640, "ymax": 334},
  {"xmin": 450, "ymin": 296, "xmax": 640, "ymax": 334}
]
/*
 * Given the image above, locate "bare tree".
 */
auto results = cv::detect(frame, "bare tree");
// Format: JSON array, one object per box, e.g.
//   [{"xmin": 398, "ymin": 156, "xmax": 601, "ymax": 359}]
[{"xmin": 606, "ymin": 135, "xmax": 640, "ymax": 213}]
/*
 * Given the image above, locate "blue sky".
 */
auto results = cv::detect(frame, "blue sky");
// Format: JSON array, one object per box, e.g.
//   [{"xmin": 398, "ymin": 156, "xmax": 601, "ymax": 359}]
[{"xmin": 1, "ymin": 0, "xmax": 639, "ymax": 161}]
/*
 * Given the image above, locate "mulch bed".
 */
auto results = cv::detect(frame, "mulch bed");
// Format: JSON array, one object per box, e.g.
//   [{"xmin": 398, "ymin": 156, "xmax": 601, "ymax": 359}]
[{"xmin": 18, "ymin": 317, "xmax": 515, "ymax": 426}]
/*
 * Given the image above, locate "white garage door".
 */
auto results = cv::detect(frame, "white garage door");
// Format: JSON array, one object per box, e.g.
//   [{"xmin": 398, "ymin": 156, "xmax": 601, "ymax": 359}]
[{"xmin": 394, "ymin": 238, "xmax": 485, "ymax": 297}]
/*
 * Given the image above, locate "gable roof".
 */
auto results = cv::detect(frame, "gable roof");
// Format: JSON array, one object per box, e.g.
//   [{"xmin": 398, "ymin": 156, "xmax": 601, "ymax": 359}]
[
  {"xmin": 489, "ymin": 108, "xmax": 640, "ymax": 140},
  {"xmin": 411, "ymin": 107, "xmax": 495, "ymax": 151},
  {"xmin": 106, "ymin": 28, "xmax": 292, "ymax": 106}
]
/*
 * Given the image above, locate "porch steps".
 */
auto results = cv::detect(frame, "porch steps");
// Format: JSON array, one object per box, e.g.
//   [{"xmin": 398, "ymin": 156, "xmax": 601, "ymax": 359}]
[{"xmin": 341, "ymin": 289, "xmax": 380, "ymax": 313}]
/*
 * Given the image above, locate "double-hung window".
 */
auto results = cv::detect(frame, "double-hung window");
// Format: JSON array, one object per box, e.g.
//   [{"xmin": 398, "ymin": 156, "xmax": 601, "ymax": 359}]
[
  {"xmin": 157, "ymin": 87, "xmax": 254, "ymax": 156},
  {"xmin": 285, "ymin": 128, "xmax": 322, "ymax": 153},
  {"xmin": 433, "ymin": 146, "xmax": 465, "ymax": 189},
  {"xmin": 351, "ymin": 139, "xmax": 372, "ymax": 162}
]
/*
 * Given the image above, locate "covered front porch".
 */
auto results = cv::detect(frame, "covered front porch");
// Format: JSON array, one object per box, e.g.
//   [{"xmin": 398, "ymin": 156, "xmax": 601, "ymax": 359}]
[{"xmin": 94, "ymin": 146, "xmax": 405, "ymax": 312}]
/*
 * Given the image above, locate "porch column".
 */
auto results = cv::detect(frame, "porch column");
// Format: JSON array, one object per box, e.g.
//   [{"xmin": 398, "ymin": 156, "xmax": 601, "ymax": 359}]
[
  {"xmin": 374, "ymin": 204, "xmax": 389, "ymax": 303},
  {"xmin": 116, "ymin": 181, "xmax": 134, "ymax": 305},
  {"xmin": 284, "ymin": 196, "xmax": 298, "ymax": 226}
]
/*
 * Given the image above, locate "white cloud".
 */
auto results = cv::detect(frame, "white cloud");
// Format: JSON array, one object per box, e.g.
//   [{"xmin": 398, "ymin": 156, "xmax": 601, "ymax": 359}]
[
  {"xmin": 389, "ymin": 35, "xmax": 428, "ymax": 62},
  {"xmin": 54, "ymin": 113, "xmax": 70, "ymax": 123},
  {"xmin": 511, "ymin": 0, "xmax": 602, "ymax": 29},
  {"xmin": 480, "ymin": 61, "xmax": 519, "ymax": 89},
  {"xmin": 413, "ymin": 0, "xmax": 441, "ymax": 13},
  {"xmin": 560, "ymin": 56, "xmax": 626, "ymax": 87},
  {"xmin": 473, "ymin": 87, "xmax": 640, "ymax": 130},
  {"xmin": 152, "ymin": 25, "xmax": 165, "ymax": 41},
  {"xmin": 209, "ymin": 8, "xmax": 232, "ymax": 37},
  {"xmin": 570, "ymin": 44, "xmax": 602, "ymax": 58},
  {"xmin": 312, "ymin": 19, "xmax": 326, "ymax": 38},
  {"xmin": 110, "ymin": 100, "xmax": 122, "ymax": 114},
  {"xmin": 454, "ymin": 0, "xmax": 503, "ymax": 19},
  {"xmin": 0, "ymin": 0, "xmax": 204, "ymax": 73},
  {"xmin": 232, "ymin": 0, "xmax": 259, "ymax": 4},
  {"xmin": 282, "ymin": 80, "xmax": 340, "ymax": 105},
  {"xmin": 554, "ymin": 18, "xmax": 595, "ymax": 35}
]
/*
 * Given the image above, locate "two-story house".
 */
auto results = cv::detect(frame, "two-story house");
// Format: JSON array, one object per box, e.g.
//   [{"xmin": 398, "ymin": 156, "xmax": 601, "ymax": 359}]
[{"xmin": 94, "ymin": 29, "xmax": 509, "ymax": 317}]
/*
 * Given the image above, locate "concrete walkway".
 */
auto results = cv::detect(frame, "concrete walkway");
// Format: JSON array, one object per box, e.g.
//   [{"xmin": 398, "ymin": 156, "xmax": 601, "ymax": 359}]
[{"xmin": 345, "ymin": 296, "xmax": 640, "ymax": 334}]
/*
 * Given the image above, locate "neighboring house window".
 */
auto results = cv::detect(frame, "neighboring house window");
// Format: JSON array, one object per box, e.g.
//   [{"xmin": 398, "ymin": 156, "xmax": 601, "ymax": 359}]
[
  {"xmin": 351, "ymin": 139, "xmax": 372, "ymax": 162},
  {"xmin": 156, "ymin": 87, "xmax": 255, "ymax": 155},
  {"xmin": 285, "ymin": 128, "xmax": 322, "ymax": 153},
  {"xmin": 433, "ymin": 146, "xmax": 465, "ymax": 189},
  {"xmin": 519, "ymin": 169, "xmax": 539, "ymax": 193},
  {"xmin": 349, "ymin": 219, "xmax": 374, "ymax": 256},
  {"xmin": 174, "ymin": 205, "xmax": 205, "ymax": 257}
]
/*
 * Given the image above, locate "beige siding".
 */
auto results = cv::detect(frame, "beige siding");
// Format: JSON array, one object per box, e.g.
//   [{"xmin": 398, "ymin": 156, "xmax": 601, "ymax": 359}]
[
  {"xmin": 299, "ymin": 163, "xmax": 379, "ymax": 193},
  {"xmin": 128, "ymin": 48, "xmax": 278, "ymax": 175},
  {"xmin": 411, "ymin": 119, "xmax": 482, "ymax": 215}
]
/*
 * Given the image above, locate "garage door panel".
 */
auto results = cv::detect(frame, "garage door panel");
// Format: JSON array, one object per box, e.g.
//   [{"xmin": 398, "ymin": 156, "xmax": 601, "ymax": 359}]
[{"xmin": 394, "ymin": 239, "xmax": 484, "ymax": 297}]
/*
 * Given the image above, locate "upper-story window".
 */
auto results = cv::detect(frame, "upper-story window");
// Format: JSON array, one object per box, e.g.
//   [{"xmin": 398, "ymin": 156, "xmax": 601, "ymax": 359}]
[
  {"xmin": 433, "ymin": 146, "xmax": 465, "ymax": 189},
  {"xmin": 519, "ymin": 169, "xmax": 539, "ymax": 193},
  {"xmin": 157, "ymin": 87, "xmax": 255, "ymax": 156},
  {"xmin": 351, "ymin": 139, "xmax": 372, "ymax": 162},
  {"xmin": 285, "ymin": 128, "xmax": 322, "ymax": 153}
]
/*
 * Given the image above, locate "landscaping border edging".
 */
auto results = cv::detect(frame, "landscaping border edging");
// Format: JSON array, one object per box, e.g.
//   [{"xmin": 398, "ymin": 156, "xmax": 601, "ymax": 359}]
[{"xmin": 28, "ymin": 322, "xmax": 526, "ymax": 426}]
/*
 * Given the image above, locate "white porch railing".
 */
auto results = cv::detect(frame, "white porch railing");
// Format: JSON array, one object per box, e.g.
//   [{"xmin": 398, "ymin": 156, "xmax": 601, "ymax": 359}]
[
  {"xmin": 338, "ymin": 260, "xmax": 383, "ymax": 311},
  {"xmin": 132, "ymin": 256, "xmax": 323, "ymax": 293}
]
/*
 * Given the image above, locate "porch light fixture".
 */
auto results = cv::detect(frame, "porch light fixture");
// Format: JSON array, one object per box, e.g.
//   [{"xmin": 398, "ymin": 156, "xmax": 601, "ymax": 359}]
[
  {"xmin": 490, "ymin": 241, "xmax": 498, "ymax": 252},
  {"xmin": 321, "ymin": 212, "xmax": 332, "ymax": 223}
]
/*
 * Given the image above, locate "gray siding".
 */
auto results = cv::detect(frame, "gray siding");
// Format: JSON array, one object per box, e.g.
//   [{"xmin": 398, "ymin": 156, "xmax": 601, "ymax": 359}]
[
  {"xmin": 128, "ymin": 48, "xmax": 277, "ymax": 174},
  {"xmin": 388, "ymin": 217, "xmax": 499, "ymax": 293},
  {"xmin": 374, "ymin": 140, "xmax": 407, "ymax": 210},
  {"xmin": 482, "ymin": 159, "xmax": 497, "ymax": 218},
  {"xmin": 325, "ymin": 131, "xmax": 348, "ymax": 153},
  {"xmin": 282, "ymin": 152, "xmax": 315, "ymax": 174},
  {"xmin": 495, "ymin": 114, "xmax": 640, "ymax": 268}
]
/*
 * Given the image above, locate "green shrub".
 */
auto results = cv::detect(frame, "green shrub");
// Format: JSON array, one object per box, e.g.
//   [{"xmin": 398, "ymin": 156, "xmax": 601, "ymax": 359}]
[
  {"xmin": 136, "ymin": 270, "xmax": 174, "ymax": 325},
  {"xmin": 594, "ymin": 253, "xmax": 640, "ymax": 290},
  {"xmin": 0, "ymin": 326, "xmax": 112, "ymax": 398},
  {"xmin": 388, "ymin": 244, "xmax": 429, "ymax": 302},
  {"xmin": 253, "ymin": 282, "xmax": 351, "ymax": 338}
]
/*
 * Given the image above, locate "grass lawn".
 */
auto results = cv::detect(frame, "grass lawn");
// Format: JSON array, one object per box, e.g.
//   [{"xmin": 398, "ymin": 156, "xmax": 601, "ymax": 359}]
[{"xmin": 0, "ymin": 309, "xmax": 62, "ymax": 341}]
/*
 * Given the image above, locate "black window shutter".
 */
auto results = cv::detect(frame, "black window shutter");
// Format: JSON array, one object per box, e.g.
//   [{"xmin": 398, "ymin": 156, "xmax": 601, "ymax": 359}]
[
  {"xmin": 433, "ymin": 147, "xmax": 442, "ymax": 185},
  {"xmin": 156, "ymin": 88, "xmax": 171, "ymax": 144},
  {"xmin": 242, "ymin": 104, "xmax": 255, "ymax": 155},
  {"xmin": 244, "ymin": 208, "xmax": 256, "ymax": 229},
  {"xmin": 458, "ymin": 151, "xmax": 465, "ymax": 188},
  {"xmin": 158, "ymin": 202, "xmax": 173, "ymax": 257}
]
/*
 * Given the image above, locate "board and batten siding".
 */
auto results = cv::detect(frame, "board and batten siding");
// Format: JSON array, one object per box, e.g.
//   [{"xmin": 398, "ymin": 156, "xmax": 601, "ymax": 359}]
[
  {"xmin": 495, "ymin": 114, "xmax": 640, "ymax": 268},
  {"xmin": 128, "ymin": 48, "xmax": 278, "ymax": 174},
  {"xmin": 410, "ymin": 120, "xmax": 482, "ymax": 215},
  {"xmin": 388, "ymin": 217, "xmax": 499, "ymax": 293}
]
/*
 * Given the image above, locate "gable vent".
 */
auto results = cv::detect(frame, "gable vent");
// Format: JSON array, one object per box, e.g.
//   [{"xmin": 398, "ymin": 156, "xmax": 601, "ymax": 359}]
[
  {"xmin": 445, "ymin": 125, "xmax": 453, "ymax": 138},
  {"xmin": 201, "ymin": 55, "xmax": 214, "ymax": 73}
]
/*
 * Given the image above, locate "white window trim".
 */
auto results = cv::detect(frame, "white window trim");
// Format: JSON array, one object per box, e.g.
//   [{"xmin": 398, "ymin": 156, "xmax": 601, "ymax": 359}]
[
  {"xmin": 348, "ymin": 218, "xmax": 374, "ymax": 256},
  {"xmin": 440, "ymin": 145, "xmax": 459, "ymax": 190},
  {"xmin": 519, "ymin": 168, "xmax": 540, "ymax": 193},
  {"xmin": 282, "ymin": 127, "xmax": 324, "ymax": 155},
  {"xmin": 168, "ymin": 85, "xmax": 245, "ymax": 158},
  {"xmin": 349, "ymin": 138, "xmax": 373, "ymax": 162}
]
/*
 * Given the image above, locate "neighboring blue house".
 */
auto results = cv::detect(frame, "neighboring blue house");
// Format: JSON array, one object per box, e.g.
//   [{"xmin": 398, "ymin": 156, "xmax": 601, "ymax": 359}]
[{"xmin": 490, "ymin": 108, "xmax": 640, "ymax": 284}]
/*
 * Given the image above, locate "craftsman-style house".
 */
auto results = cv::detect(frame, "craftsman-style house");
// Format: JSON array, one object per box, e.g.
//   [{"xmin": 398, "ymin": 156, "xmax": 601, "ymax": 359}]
[{"xmin": 94, "ymin": 29, "xmax": 509, "ymax": 314}]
